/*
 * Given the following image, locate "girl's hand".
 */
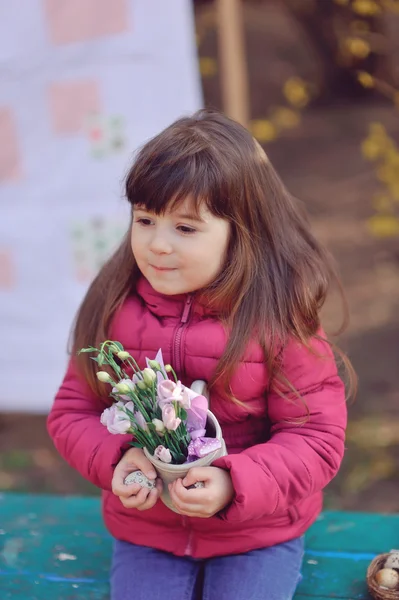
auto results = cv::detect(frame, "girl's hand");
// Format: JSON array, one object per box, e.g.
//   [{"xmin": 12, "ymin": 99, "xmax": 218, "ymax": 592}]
[
  {"xmin": 112, "ymin": 447, "xmax": 162, "ymax": 511},
  {"xmin": 168, "ymin": 466, "xmax": 234, "ymax": 518}
]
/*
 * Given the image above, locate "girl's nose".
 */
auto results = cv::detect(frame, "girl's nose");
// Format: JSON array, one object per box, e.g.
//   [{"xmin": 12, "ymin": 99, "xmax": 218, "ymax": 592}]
[{"xmin": 149, "ymin": 231, "xmax": 173, "ymax": 255}]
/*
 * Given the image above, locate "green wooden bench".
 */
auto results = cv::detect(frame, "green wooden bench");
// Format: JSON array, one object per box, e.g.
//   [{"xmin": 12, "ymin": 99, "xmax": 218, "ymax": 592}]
[{"xmin": 1, "ymin": 492, "xmax": 398, "ymax": 599}]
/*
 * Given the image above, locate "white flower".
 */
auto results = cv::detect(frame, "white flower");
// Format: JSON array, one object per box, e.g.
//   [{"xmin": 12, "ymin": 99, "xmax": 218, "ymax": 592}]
[
  {"xmin": 114, "ymin": 379, "xmax": 135, "ymax": 394},
  {"xmin": 142, "ymin": 368, "xmax": 156, "ymax": 386},
  {"xmin": 152, "ymin": 418, "xmax": 166, "ymax": 434},
  {"xmin": 97, "ymin": 371, "xmax": 112, "ymax": 383},
  {"xmin": 112, "ymin": 378, "xmax": 135, "ymax": 401},
  {"xmin": 147, "ymin": 359, "xmax": 161, "ymax": 370},
  {"xmin": 117, "ymin": 351, "xmax": 130, "ymax": 360}
]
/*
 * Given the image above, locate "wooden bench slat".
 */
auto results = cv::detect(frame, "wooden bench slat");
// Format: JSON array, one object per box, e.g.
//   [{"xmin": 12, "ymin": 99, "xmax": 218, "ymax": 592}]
[
  {"xmin": 303, "ymin": 511, "xmax": 399, "ymax": 554},
  {"xmin": 0, "ymin": 533, "xmax": 111, "ymax": 580},
  {"xmin": 2, "ymin": 493, "xmax": 397, "ymax": 599},
  {"xmin": 298, "ymin": 553, "xmax": 375, "ymax": 598},
  {"xmin": 0, "ymin": 578, "xmax": 108, "ymax": 600},
  {"xmin": 1, "ymin": 493, "xmax": 103, "ymax": 534}
]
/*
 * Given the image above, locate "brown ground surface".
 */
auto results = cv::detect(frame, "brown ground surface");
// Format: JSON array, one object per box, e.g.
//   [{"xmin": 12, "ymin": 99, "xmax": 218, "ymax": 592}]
[{"xmin": 1, "ymin": 2, "xmax": 398, "ymax": 511}]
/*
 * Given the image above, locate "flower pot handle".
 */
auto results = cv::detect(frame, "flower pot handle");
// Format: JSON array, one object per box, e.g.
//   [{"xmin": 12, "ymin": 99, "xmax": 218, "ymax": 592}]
[{"xmin": 190, "ymin": 379, "xmax": 209, "ymax": 399}]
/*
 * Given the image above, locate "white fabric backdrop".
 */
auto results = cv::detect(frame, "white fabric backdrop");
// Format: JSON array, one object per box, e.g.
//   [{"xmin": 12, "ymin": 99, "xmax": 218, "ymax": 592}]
[{"xmin": 0, "ymin": 0, "xmax": 202, "ymax": 411}]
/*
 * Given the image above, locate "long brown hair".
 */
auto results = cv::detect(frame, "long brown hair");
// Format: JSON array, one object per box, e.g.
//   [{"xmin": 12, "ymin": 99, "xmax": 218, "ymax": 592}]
[{"xmin": 72, "ymin": 109, "xmax": 356, "ymax": 402}]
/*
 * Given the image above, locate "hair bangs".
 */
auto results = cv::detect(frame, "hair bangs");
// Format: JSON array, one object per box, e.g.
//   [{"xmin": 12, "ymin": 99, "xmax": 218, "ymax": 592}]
[{"xmin": 126, "ymin": 142, "xmax": 229, "ymax": 219}]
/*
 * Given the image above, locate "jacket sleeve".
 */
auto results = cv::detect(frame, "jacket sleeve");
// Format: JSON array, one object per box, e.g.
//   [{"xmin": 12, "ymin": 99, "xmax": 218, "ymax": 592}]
[
  {"xmin": 213, "ymin": 332, "xmax": 348, "ymax": 523},
  {"xmin": 47, "ymin": 357, "xmax": 132, "ymax": 491}
]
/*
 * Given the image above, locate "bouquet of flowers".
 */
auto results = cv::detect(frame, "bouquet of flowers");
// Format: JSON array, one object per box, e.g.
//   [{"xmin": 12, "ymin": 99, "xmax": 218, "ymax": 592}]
[{"xmin": 79, "ymin": 340, "xmax": 222, "ymax": 465}]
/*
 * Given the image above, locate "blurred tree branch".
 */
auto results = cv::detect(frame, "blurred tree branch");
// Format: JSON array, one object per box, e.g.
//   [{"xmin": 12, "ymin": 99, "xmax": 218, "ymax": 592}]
[
  {"xmin": 194, "ymin": 0, "xmax": 392, "ymax": 104},
  {"xmin": 282, "ymin": 0, "xmax": 388, "ymax": 104}
]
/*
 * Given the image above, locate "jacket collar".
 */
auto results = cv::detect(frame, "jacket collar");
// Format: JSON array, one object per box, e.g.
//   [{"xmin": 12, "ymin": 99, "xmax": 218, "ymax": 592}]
[{"xmin": 136, "ymin": 277, "xmax": 218, "ymax": 319}]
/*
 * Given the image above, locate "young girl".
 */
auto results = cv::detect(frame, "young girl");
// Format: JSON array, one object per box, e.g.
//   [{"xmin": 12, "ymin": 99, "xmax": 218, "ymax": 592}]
[{"xmin": 48, "ymin": 109, "xmax": 354, "ymax": 600}]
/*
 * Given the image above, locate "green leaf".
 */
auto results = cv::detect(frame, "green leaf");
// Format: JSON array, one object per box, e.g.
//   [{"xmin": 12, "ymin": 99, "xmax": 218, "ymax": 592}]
[
  {"xmin": 129, "ymin": 442, "xmax": 143, "ymax": 449},
  {"xmin": 180, "ymin": 408, "xmax": 187, "ymax": 421},
  {"xmin": 78, "ymin": 346, "xmax": 98, "ymax": 354}
]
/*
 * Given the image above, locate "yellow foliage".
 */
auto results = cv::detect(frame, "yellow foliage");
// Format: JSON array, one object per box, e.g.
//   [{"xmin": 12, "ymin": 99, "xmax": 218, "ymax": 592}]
[
  {"xmin": 368, "ymin": 214, "xmax": 399, "ymax": 237},
  {"xmin": 283, "ymin": 77, "xmax": 310, "ymax": 108},
  {"xmin": 352, "ymin": 0, "xmax": 381, "ymax": 15},
  {"xmin": 361, "ymin": 138, "xmax": 382, "ymax": 160},
  {"xmin": 382, "ymin": 0, "xmax": 399, "ymax": 13},
  {"xmin": 377, "ymin": 164, "xmax": 395, "ymax": 183},
  {"xmin": 389, "ymin": 183, "xmax": 399, "ymax": 201},
  {"xmin": 362, "ymin": 124, "xmax": 393, "ymax": 160},
  {"xmin": 369, "ymin": 123, "xmax": 387, "ymax": 136},
  {"xmin": 250, "ymin": 119, "xmax": 277, "ymax": 143},
  {"xmin": 250, "ymin": 81, "xmax": 309, "ymax": 145},
  {"xmin": 348, "ymin": 417, "xmax": 399, "ymax": 448},
  {"xmin": 345, "ymin": 37, "xmax": 371, "ymax": 59},
  {"xmin": 357, "ymin": 71, "xmax": 374, "ymax": 88},
  {"xmin": 270, "ymin": 107, "xmax": 300, "ymax": 129},
  {"xmin": 199, "ymin": 57, "xmax": 217, "ymax": 77},
  {"xmin": 362, "ymin": 123, "xmax": 399, "ymax": 236},
  {"xmin": 372, "ymin": 194, "xmax": 392, "ymax": 212}
]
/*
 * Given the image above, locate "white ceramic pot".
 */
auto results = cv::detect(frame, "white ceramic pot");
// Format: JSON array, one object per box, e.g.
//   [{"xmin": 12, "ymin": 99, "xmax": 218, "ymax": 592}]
[{"xmin": 143, "ymin": 409, "xmax": 227, "ymax": 512}]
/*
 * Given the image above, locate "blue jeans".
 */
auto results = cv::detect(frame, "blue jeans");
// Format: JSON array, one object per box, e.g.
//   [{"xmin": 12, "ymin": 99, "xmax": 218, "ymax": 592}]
[{"xmin": 111, "ymin": 536, "xmax": 304, "ymax": 600}]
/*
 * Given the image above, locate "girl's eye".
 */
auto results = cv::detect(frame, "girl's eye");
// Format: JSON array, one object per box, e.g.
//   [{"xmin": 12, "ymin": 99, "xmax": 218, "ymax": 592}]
[
  {"xmin": 177, "ymin": 225, "xmax": 196, "ymax": 234},
  {"xmin": 135, "ymin": 218, "xmax": 153, "ymax": 226}
]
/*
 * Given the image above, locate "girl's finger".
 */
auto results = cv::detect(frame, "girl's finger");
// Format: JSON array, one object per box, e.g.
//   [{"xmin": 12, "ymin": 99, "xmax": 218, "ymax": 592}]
[
  {"xmin": 172, "ymin": 478, "xmax": 208, "ymax": 504},
  {"xmin": 112, "ymin": 480, "xmax": 142, "ymax": 498},
  {"xmin": 137, "ymin": 487, "xmax": 159, "ymax": 511},
  {"xmin": 169, "ymin": 482, "xmax": 204, "ymax": 515},
  {"xmin": 120, "ymin": 485, "xmax": 150, "ymax": 508},
  {"xmin": 182, "ymin": 467, "xmax": 211, "ymax": 487},
  {"xmin": 128, "ymin": 456, "xmax": 157, "ymax": 481}
]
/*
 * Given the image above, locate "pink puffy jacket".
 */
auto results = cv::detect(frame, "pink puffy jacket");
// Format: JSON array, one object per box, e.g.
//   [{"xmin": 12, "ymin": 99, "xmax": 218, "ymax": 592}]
[{"xmin": 47, "ymin": 277, "xmax": 347, "ymax": 558}]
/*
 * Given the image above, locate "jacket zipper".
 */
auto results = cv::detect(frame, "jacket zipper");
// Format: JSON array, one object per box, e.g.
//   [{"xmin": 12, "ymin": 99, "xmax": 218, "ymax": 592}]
[
  {"xmin": 182, "ymin": 515, "xmax": 194, "ymax": 556},
  {"xmin": 172, "ymin": 295, "xmax": 193, "ymax": 375},
  {"xmin": 172, "ymin": 296, "xmax": 194, "ymax": 556}
]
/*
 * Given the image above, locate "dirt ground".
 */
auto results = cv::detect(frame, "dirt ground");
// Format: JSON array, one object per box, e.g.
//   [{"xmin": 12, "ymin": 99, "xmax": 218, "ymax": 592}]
[{"xmin": 1, "ymin": 2, "xmax": 398, "ymax": 511}]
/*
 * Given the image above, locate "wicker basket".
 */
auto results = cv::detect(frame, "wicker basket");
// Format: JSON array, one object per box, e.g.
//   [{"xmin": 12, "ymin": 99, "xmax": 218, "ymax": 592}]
[{"xmin": 367, "ymin": 554, "xmax": 399, "ymax": 600}]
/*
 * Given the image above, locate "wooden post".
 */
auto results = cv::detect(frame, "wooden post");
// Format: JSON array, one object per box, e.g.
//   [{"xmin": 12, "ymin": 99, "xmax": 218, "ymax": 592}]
[{"xmin": 216, "ymin": 0, "xmax": 250, "ymax": 128}]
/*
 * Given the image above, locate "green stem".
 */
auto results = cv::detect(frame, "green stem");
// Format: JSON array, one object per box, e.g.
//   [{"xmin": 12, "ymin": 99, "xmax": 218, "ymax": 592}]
[
  {"xmin": 164, "ymin": 430, "xmax": 183, "ymax": 458},
  {"xmin": 168, "ymin": 367, "xmax": 179, "ymax": 383}
]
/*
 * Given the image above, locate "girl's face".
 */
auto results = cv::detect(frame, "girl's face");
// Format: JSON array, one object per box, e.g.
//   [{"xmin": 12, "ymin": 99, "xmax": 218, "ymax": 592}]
[{"xmin": 131, "ymin": 198, "xmax": 230, "ymax": 296}]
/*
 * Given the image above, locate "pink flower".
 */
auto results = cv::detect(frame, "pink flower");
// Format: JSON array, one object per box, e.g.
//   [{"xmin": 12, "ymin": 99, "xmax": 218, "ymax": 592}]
[
  {"xmin": 157, "ymin": 380, "xmax": 192, "ymax": 409},
  {"xmin": 134, "ymin": 411, "xmax": 149, "ymax": 432},
  {"xmin": 180, "ymin": 387, "xmax": 192, "ymax": 409},
  {"xmin": 157, "ymin": 380, "xmax": 179, "ymax": 406},
  {"xmin": 161, "ymin": 404, "xmax": 181, "ymax": 431},
  {"xmin": 154, "ymin": 445, "xmax": 172, "ymax": 463},
  {"xmin": 100, "ymin": 404, "xmax": 131, "ymax": 435},
  {"xmin": 124, "ymin": 401, "xmax": 134, "ymax": 413}
]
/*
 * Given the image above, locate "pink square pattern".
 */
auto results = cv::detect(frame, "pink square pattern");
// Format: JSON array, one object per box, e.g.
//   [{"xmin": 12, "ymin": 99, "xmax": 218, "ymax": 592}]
[
  {"xmin": 0, "ymin": 250, "xmax": 15, "ymax": 289},
  {"xmin": 44, "ymin": 0, "xmax": 129, "ymax": 45},
  {"xmin": 48, "ymin": 80, "xmax": 101, "ymax": 134},
  {"xmin": 0, "ymin": 108, "xmax": 22, "ymax": 182}
]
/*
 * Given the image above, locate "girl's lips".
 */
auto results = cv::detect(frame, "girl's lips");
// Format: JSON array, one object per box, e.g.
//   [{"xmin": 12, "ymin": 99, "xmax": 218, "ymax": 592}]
[{"xmin": 150, "ymin": 265, "xmax": 177, "ymax": 272}]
